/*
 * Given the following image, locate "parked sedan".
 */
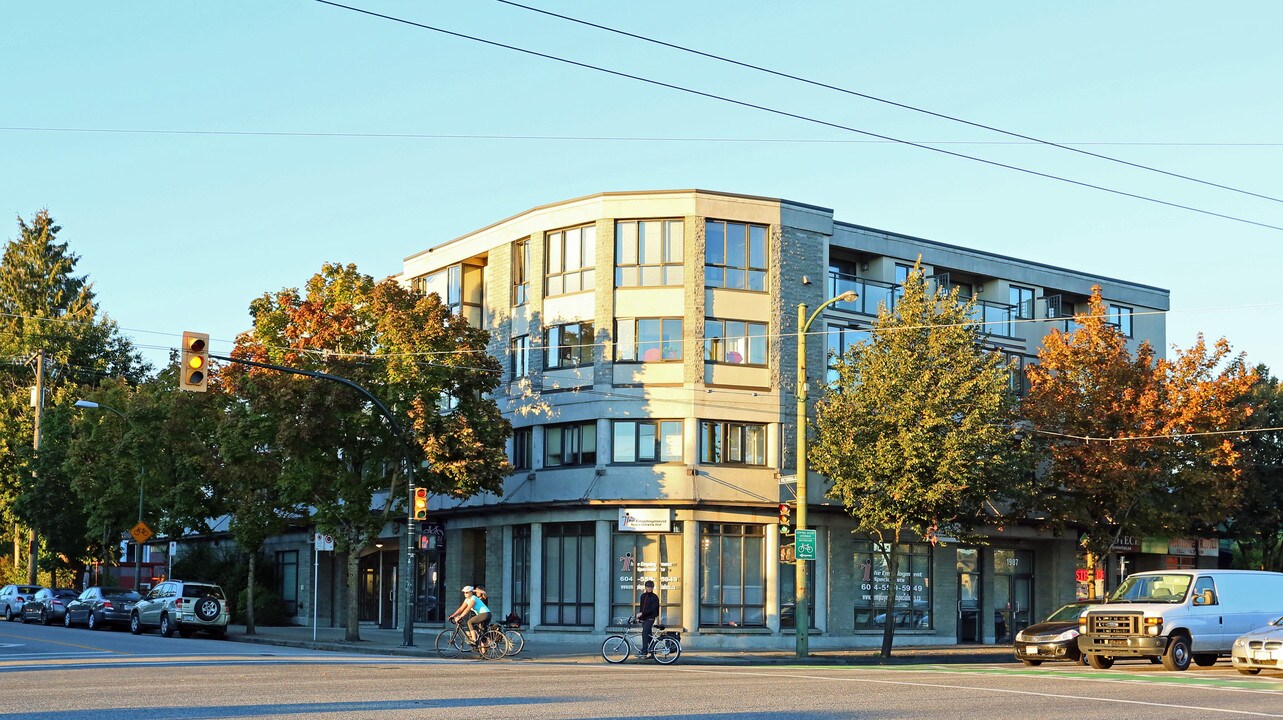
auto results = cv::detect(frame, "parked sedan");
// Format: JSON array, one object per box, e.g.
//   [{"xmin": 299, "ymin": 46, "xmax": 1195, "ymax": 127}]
[
  {"xmin": 20, "ymin": 588, "xmax": 79, "ymax": 625},
  {"xmin": 1232, "ymin": 615, "xmax": 1283, "ymax": 675},
  {"xmin": 1, "ymin": 584, "xmax": 43, "ymax": 622},
  {"xmin": 64, "ymin": 586, "xmax": 141, "ymax": 630},
  {"xmin": 1014, "ymin": 600, "xmax": 1095, "ymax": 666}
]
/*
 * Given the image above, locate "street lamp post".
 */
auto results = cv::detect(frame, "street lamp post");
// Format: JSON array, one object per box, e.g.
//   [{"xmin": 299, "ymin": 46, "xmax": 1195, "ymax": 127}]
[
  {"xmin": 794, "ymin": 289, "xmax": 856, "ymax": 659},
  {"xmin": 75, "ymin": 400, "xmax": 146, "ymax": 591}
]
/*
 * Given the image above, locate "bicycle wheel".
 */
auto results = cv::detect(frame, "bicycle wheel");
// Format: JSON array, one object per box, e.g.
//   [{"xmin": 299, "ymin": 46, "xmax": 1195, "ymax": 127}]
[
  {"xmin": 479, "ymin": 628, "xmax": 508, "ymax": 660},
  {"xmin": 503, "ymin": 628, "xmax": 525, "ymax": 656},
  {"xmin": 601, "ymin": 634, "xmax": 631, "ymax": 663},
  {"xmin": 652, "ymin": 636, "xmax": 681, "ymax": 665},
  {"xmin": 435, "ymin": 629, "xmax": 462, "ymax": 659}
]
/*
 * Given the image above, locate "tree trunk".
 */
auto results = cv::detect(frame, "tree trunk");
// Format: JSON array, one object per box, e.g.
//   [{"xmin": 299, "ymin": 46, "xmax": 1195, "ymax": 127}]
[
  {"xmin": 879, "ymin": 544, "xmax": 900, "ymax": 659},
  {"xmin": 245, "ymin": 552, "xmax": 257, "ymax": 636},
  {"xmin": 345, "ymin": 549, "xmax": 361, "ymax": 642}
]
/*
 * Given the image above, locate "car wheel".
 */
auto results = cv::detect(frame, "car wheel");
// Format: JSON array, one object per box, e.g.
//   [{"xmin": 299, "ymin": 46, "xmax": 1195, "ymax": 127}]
[
  {"xmin": 160, "ymin": 613, "xmax": 174, "ymax": 638},
  {"xmin": 64, "ymin": 611, "xmax": 73, "ymax": 628},
  {"xmin": 1192, "ymin": 653, "xmax": 1217, "ymax": 668},
  {"xmin": 40, "ymin": 610, "xmax": 49, "ymax": 626},
  {"xmin": 194, "ymin": 595, "xmax": 220, "ymax": 623},
  {"xmin": 1020, "ymin": 659, "xmax": 1043, "ymax": 667},
  {"xmin": 130, "ymin": 613, "xmax": 142, "ymax": 635},
  {"xmin": 4, "ymin": 606, "xmax": 13, "ymax": 622},
  {"xmin": 1238, "ymin": 667, "xmax": 1262, "ymax": 676},
  {"xmin": 1086, "ymin": 654, "xmax": 1114, "ymax": 669},
  {"xmin": 1162, "ymin": 634, "xmax": 1192, "ymax": 671},
  {"xmin": 87, "ymin": 611, "xmax": 98, "ymax": 631}
]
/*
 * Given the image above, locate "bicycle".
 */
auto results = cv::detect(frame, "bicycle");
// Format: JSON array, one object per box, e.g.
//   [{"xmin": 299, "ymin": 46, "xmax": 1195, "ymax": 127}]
[
  {"xmin": 601, "ymin": 617, "xmax": 681, "ymax": 665},
  {"xmin": 498, "ymin": 621, "xmax": 525, "ymax": 657},
  {"xmin": 435, "ymin": 620, "xmax": 509, "ymax": 660}
]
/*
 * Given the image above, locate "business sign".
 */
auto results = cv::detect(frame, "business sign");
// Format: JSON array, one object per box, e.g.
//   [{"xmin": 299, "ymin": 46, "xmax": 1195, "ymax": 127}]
[
  {"xmin": 794, "ymin": 529, "xmax": 817, "ymax": 560},
  {"xmin": 1168, "ymin": 537, "xmax": 1196, "ymax": 556},
  {"xmin": 618, "ymin": 508, "xmax": 671, "ymax": 533},
  {"xmin": 1198, "ymin": 538, "xmax": 1219, "ymax": 557}
]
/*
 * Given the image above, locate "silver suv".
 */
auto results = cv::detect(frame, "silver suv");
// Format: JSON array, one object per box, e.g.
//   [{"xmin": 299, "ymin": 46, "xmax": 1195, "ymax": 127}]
[{"xmin": 129, "ymin": 580, "xmax": 229, "ymax": 638}]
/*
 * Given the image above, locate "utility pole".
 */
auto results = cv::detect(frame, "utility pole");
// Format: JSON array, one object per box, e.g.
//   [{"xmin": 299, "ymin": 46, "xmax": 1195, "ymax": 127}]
[{"xmin": 28, "ymin": 350, "xmax": 45, "ymax": 584}]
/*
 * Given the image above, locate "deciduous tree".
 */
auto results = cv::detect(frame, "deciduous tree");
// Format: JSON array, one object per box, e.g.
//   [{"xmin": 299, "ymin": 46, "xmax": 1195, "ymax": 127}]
[{"xmin": 1223, "ymin": 366, "xmax": 1283, "ymax": 570}]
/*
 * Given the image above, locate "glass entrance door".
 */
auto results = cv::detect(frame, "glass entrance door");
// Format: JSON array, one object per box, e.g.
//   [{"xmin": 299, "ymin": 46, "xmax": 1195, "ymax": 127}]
[
  {"xmin": 994, "ymin": 550, "xmax": 1033, "ymax": 642},
  {"xmin": 957, "ymin": 548, "xmax": 981, "ymax": 643}
]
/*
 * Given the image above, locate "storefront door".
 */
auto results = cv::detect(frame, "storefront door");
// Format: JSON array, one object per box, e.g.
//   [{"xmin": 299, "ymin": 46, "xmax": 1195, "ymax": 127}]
[
  {"xmin": 957, "ymin": 548, "xmax": 981, "ymax": 643},
  {"xmin": 993, "ymin": 550, "xmax": 1033, "ymax": 643}
]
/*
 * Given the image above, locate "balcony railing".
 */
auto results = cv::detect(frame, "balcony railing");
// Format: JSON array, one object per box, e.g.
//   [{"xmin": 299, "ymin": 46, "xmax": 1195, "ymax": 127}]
[
  {"xmin": 829, "ymin": 271, "xmax": 899, "ymax": 316},
  {"xmin": 970, "ymin": 300, "xmax": 1016, "ymax": 337}
]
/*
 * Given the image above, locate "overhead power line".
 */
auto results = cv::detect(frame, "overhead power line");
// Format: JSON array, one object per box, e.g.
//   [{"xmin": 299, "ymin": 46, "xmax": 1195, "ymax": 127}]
[
  {"xmin": 311, "ymin": 0, "xmax": 1283, "ymax": 233},
  {"xmin": 495, "ymin": 0, "xmax": 1283, "ymax": 206},
  {"xmin": 5, "ymin": 126, "xmax": 1283, "ymax": 147}
]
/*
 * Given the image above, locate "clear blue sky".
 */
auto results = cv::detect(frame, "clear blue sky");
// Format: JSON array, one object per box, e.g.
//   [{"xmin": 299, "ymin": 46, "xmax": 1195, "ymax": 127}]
[{"xmin": 4, "ymin": 1, "xmax": 1281, "ymax": 371}]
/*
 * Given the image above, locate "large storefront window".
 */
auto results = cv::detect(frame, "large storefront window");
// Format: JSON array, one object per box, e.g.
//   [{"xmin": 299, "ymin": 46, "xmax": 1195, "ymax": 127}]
[
  {"xmin": 699, "ymin": 524, "xmax": 765, "ymax": 628},
  {"xmin": 853, "ymin": 541, "xmax": 931, "ymax": 630},
  {"xmin": 611, "ymin": 523, "xmax": 683, "ymax": 627},
  {"xmin": 542, "ymin": 522, "xmax": 595, "ymax": 626},
  {"xmin": 511, "ymin": 525, "xmax": 530, "ymax": 625}
]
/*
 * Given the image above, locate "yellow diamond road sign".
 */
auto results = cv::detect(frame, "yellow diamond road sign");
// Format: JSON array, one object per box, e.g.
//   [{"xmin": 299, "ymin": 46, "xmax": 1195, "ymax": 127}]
[{"xmin": 130, "ymin": 521, "xmax": 153, "ymax": 544}]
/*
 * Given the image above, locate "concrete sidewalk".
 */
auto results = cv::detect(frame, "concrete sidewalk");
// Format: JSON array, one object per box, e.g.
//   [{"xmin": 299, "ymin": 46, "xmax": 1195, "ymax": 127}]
[{"xmin": 225, "ymin": 623, "xmax": 1019, "ymax": 666}]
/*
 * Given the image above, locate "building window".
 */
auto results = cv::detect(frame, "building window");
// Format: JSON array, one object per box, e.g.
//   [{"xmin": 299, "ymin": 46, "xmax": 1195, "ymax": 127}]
[
  {"xmin": 612, "ymin": 420, "xmax": 684, "ymax": 463},
  {"xmin": 1009, "ymin": 285, "xmax": 1035, "ymax": 320},
  {"xmin": 546, "ymin": 321, "xmax": 595, "ymax": 369},
  {"xmin": 512, "ymin": 427, "xmax": 532, "ymax": 471},
  {"xmin": 699, "ymin": 523, "xmax": 766, "ymax": 628},
  {"xmin": 511, "ymin": 335, "xmax": 531, "ymax": 378},
  {"xmin": 853, "ymin": 541, "xmax": 932, "ymax": 630},
  {"xmin": 513, "ymin": 238, "xmax": 530, "ymax": 306},
  {"xmin": 545, "ymin": 421, "xmax": 597, "ymax": 467},
  {"xmin": 511, "ymin": 525, "xmax": 531, "ymax": 625},
  {"xmin": 546, "ymin": 225, "xmax": 596, "ymax": 296},
  {"xmin": 1107, "ymin": 304, "xmax": 1133, "ymax": 337},
  {"xmin": 704, "ymin": 319, "xmax": 767, "ymax": 366},
  {"xmin": 699, "ymin": 421, "xmax": 766, "ymax": 466},
  {"xmin": 275, "ymin": 550, "xmax": 299, "ymax": 615},
  {"xmin": 704, "ymin": 220, "xmax": 768, "ymax": 291},
  {"xmin": 780, "ymin": 551, "xmax": 816, "ymax": 629},
  {"xmin": 826, "ymin": 325, "xmax": 870, "ymax": 385},
  {"xmin": 1006, "ymin": 353, "xmax": 1027, "ymax": 396},
  {"xmin": 616, "ymin": 318, "xmax": 683, "ymax": 362},
  {"xmin": 612, "ymin": 523, "xmax": 683, "ymax": 626},
  {"xmin": 410, "ymin": 274, "xmax": 427, "ymax": 295},
  {"xmin": 542, "ymin": 522, "xmax": 595, "ymax": 626},
  {"xmin": 616, "ymin": 220, "xmax": 684, "ymax": 287}
]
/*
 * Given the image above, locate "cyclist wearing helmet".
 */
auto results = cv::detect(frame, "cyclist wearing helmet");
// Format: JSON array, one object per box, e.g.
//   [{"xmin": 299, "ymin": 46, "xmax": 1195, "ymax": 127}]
[{"xmin": 448, "ymin": 585, "xmax": 492, "ymax": 646}]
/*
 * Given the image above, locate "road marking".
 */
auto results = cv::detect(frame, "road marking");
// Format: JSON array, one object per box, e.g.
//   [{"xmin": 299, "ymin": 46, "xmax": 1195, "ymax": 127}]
[
  {"xmin": 903, "ymin": 663, "xmax": 1283, "ymax": 694},
  {"xmin": 675, "ymin": 667, "xmax": 1283, "ymax": 718},
  {"xmin": 0, "ymin": 631, "xmax": 127, "ymax": 654}
]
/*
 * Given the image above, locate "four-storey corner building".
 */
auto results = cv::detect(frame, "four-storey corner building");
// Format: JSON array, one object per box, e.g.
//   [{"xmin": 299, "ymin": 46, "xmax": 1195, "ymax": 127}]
[{"xmin": 396, "ymin": 189, "xmax": 1169, "ymax": 649}]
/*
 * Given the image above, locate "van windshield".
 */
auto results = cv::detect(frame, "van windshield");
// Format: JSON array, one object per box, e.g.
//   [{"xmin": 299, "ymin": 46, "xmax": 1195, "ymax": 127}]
[{"xmin": 1110, "ymin": 574, "xmax": 1192, "ymax": 604}]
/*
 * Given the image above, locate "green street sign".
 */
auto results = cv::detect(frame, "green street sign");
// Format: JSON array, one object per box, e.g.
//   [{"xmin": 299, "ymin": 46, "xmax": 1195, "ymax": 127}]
[{"xmin": 795, "ymin": 529, "xmax": 816, "ymax": 561}]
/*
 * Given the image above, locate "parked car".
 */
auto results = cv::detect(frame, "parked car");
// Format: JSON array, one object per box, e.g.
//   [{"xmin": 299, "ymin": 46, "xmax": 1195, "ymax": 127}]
[
  {"xmin": 1, "ymin": 584, "xmax": 43, "ymax": 622},
  {"xmin": 1231, "ymin": 615, "xmax": 1283, "ymax": 676},
  {"xmin": 64, "ymin": 586, "xmax": 141, "ymax": 630},
  {"xmin": 20, "ymin": 588, "xmax": 79, "ymax": 625},
  {"xmin": 1014, "ymin": 600, "xmax": 1095, "ymax": 666},
  {"xmin": 130, "ymin": 580, "xmax": 229, "ymax": 638},
  {"xmin": 1079, "ymin": 570, "xmax": 1283, "ymax": 671}
]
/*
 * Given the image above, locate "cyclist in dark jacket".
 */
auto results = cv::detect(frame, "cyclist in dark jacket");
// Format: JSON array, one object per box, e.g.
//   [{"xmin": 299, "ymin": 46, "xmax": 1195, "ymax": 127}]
[{"xmin": 636, "ymin": 579, "xmax": 660, "ymax": 657}]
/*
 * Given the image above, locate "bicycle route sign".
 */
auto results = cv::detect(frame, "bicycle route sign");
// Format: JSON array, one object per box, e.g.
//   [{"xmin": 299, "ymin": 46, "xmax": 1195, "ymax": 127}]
[{"xmin": 794, "ymin": 529, "xmax": 816, "ymax": 561}]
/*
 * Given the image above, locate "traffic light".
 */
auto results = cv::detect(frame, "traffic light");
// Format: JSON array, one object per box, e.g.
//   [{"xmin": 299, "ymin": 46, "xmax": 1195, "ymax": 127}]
[
  {"xmin": 778, "ymin": 503, "xmax": 791, "ymax": 535},
  {"xmin": 413, "ymin": 487, "xmax": 428, "ymax": 521},
  {"xmin": 179, "ymin": 332, "xmax": 210, "ymax": 392}
]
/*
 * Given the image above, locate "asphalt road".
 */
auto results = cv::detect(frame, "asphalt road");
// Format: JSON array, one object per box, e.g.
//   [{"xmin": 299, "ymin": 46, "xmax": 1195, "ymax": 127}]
[{"xmin": 3, "ymin": 620, "xmax": 1282, "ymax": 719}]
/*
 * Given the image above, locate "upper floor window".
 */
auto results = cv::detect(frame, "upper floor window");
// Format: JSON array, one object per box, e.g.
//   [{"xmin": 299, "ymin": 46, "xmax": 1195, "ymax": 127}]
[
  {"xmin": 546, "ymin": 321, "xmax": 595, "ymax": 369},
  {"xmin": 1107, "ymin": 304, "xmax": 1133, "ymax": 337},
  {"xmin": 699, "ymin": 421, "xmax": 767, "ymax": 466},
  {"xmin": 512, "ymin": 427, "xmax": 533, "ymax": 471},
  {"xmin": 513, "ymin": 238, "xmax": 530, "ymax": 306},
  {"xmin": 705, "ymin": 319, "xmax": 767, "ymax": 366},
  {"xmin": 546, "ymin": 225, "xmax": 596, "ymax": 296},
  {"xmin": 512, "ymin": 335, "xmax": 531, "ymax": 378},
  {"xmin": 1006, "ymin": 353, "xmax": 1028, "ymax": 396},
  {"xmin": 1009, "ymin": 285, "xmax": 1035, "ymax": 320},
  {"xmin": 417, "ymin": 266, "xmax": 463, "ymax": 315},
  {"xmin": 826, "ymin": 325, "xmax": 870, "ymax": 385},
  {"xmin": 545, "ymin": 421, "xmax": 597, "ymax": 467},
  {"xmin": 616, "ymin": 220, "xmax": 684, "ymax": 287},
  {"xmin": 612, "ymin": 420, "xmax": 684, "ymax": 463},
  {"xmin": 616, "ymin": 318, "xmax": 683, "ymax": 362},
  {"xmin": 705, "ymin": 220, "xmax": 767, "ymax": 291}
]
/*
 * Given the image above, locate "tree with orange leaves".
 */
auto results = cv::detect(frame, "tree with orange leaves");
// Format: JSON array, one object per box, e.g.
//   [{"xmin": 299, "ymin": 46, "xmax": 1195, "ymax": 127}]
[{"xmin": 1022, "ymin": 287, "xmax": 1255, "ymax": 595}]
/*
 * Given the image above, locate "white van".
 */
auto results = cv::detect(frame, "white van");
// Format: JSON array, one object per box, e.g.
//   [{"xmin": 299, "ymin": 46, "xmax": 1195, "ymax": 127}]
[{"xmin": 1077, "ymin": 569, "xmax": 1283, "ymax": 671}]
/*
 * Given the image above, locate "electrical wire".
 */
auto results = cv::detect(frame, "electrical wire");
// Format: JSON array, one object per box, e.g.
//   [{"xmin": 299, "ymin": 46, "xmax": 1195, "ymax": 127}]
[
  {"xmin": 495, "ymin": 0, "xmax": 1283, "ymax": 205},
  {"xmin": 311, "ymin": 0, "xmax": 1283, "ymax": 233}
]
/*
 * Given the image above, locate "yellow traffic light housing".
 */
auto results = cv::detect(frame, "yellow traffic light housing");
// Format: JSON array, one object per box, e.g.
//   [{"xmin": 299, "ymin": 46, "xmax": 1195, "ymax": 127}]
[
  {"xmin": 179, "ymin": 331, "xmax": 210, "ymax": 392},
  {"xmin": 413, "ymin": 487, "xmax": 428, "ymax": 521},
  {"xmin": 778, "ymin": 502, "xmax": 791, "ymax": 536}
]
